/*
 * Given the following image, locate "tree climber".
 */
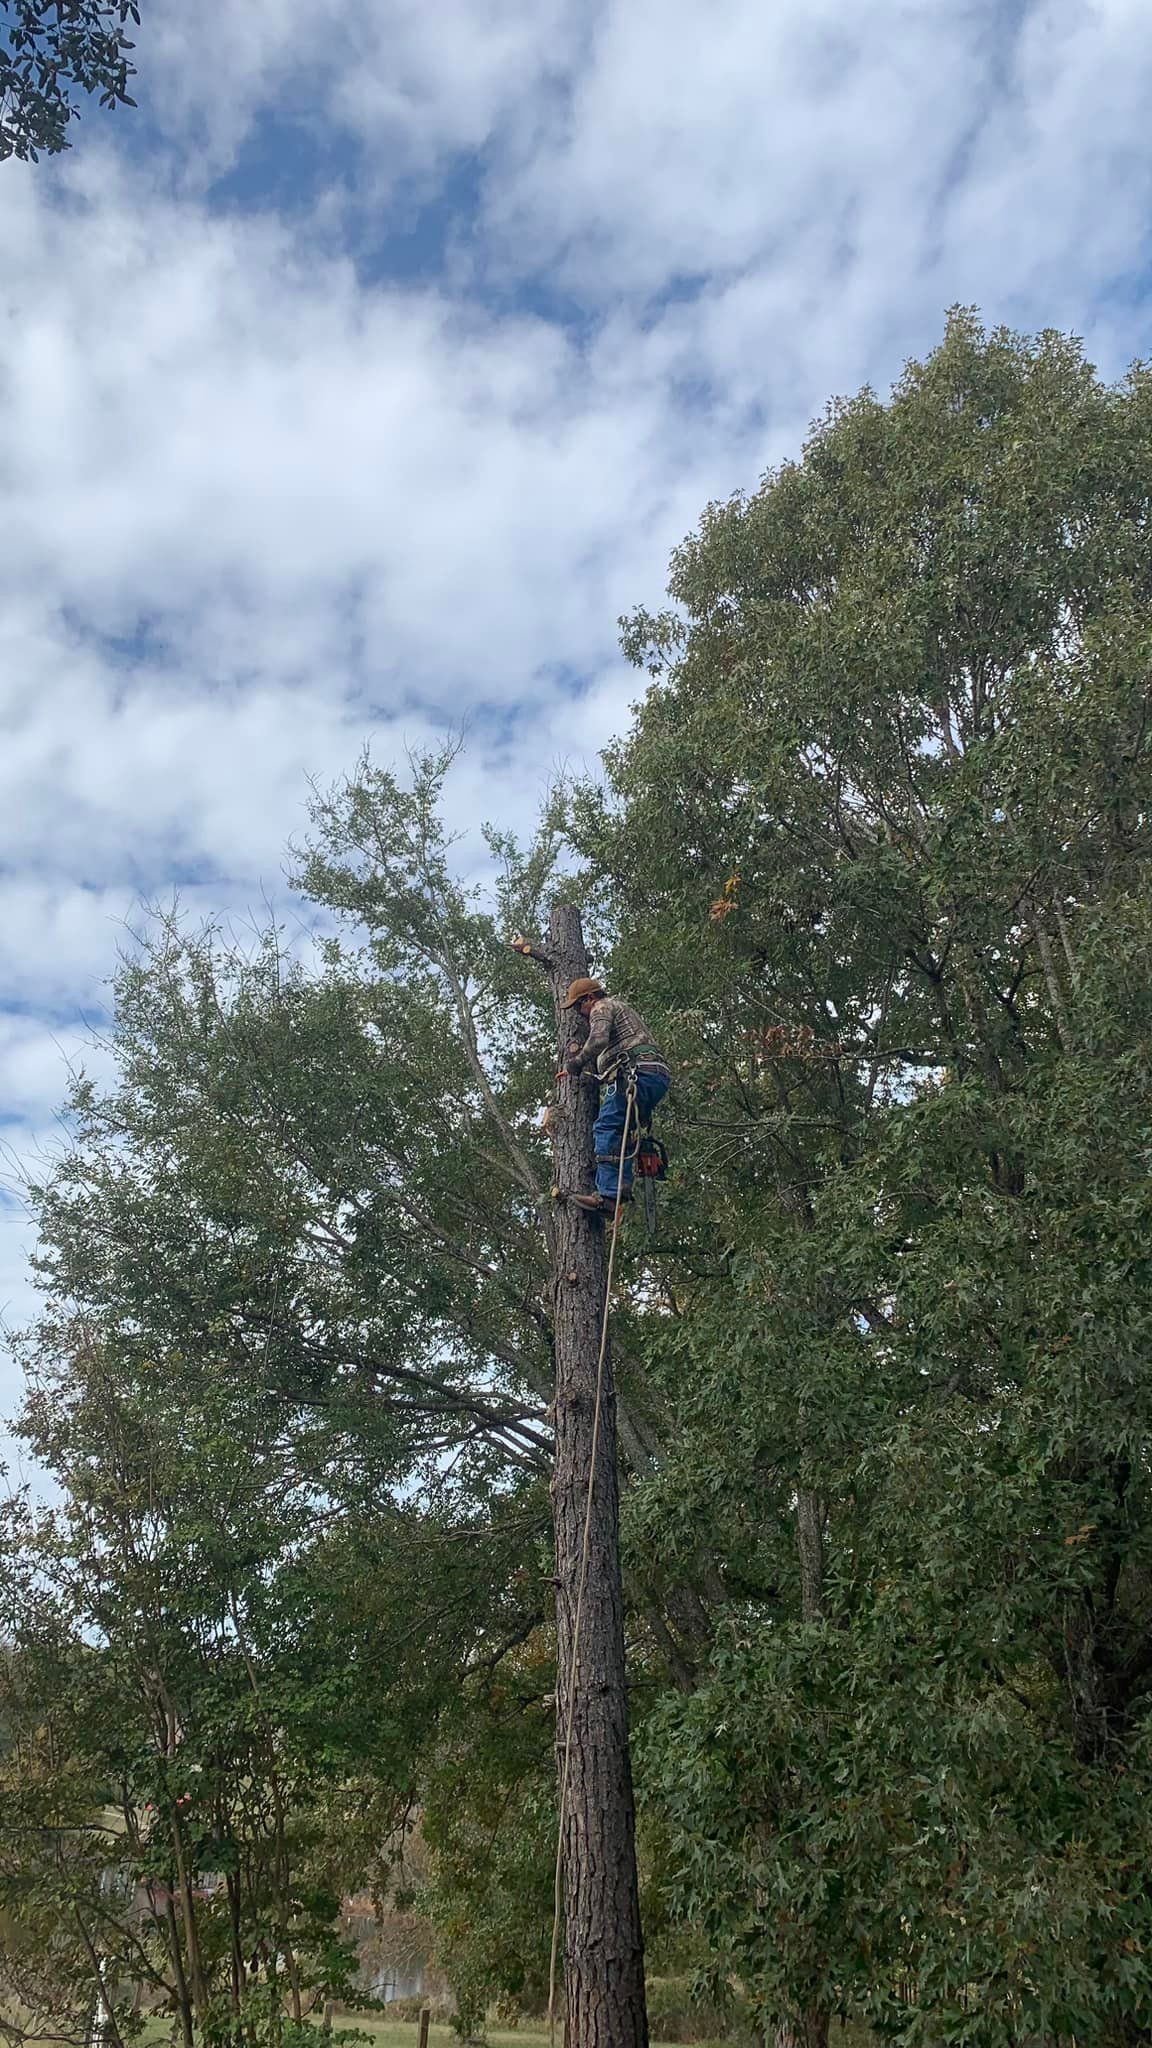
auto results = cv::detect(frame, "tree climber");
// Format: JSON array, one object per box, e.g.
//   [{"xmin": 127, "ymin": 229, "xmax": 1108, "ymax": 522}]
[{"xmin": 562, "ymin": 978, "xmax": 671, "ymax": 1214}]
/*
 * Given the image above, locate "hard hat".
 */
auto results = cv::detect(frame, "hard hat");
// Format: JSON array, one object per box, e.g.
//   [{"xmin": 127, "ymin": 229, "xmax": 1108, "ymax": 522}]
[{"xmin": 564, "ymin": 976, "xmax": 606, "ymax": 1008}]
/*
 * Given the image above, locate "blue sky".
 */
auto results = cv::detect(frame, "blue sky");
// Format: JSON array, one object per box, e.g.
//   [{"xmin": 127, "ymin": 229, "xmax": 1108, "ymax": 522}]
[{"xmin": 2, "ymin": 0, "xmax": 1151, "ymax": 1476}]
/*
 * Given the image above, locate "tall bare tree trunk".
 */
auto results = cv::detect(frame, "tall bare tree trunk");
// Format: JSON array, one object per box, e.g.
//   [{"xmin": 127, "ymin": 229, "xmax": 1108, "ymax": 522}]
[
  {"xmin": 545, "ymin": 903, "xmax": 648, "ymax": 2048},
  {"xmin": 774, "ymin": 1489, "xmax": 828, "ymax": 2048}
]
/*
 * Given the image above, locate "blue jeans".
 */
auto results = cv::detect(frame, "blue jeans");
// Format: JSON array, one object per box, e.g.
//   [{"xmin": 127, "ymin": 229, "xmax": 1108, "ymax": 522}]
[{"xmin": 594, "ymin": 1068, "xmax": 670, "ymax": 1199}]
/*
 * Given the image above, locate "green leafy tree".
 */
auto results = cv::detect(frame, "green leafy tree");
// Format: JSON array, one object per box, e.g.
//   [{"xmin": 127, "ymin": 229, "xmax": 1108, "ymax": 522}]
[
  {"xmin": 1, "ymin": 0, "xmax": 139, "ymax": 161},
  {"xmin": 22, "ymin": 309, "xmax": 1152, "ymax": 2048},
  {"xmin": 13, "ymin": 745, "xmax": 707, "ymax": 2033},
  {"xmin": 0, "ymin": 1331, "xmax": 433, "ymax": 2048},
  {"xmin": 571, "ymin": 309, "xmax": 1152, "ymax": 2048},
  {"xmin": 27, "ymin": 748, "xmax": 689, "ymax": 1627}
]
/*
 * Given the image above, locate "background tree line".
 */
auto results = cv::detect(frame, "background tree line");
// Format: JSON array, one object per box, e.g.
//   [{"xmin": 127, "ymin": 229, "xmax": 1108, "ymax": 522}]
[{"xmin": 4, "ymin": 309, "xmax": 1152, "ymax": 2048}]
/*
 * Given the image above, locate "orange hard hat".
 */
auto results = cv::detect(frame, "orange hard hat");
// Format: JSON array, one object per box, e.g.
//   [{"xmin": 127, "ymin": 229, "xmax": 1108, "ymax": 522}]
[{"xmin": 564, "ymin": 976, "xmax": 606, "ymax": 1008}]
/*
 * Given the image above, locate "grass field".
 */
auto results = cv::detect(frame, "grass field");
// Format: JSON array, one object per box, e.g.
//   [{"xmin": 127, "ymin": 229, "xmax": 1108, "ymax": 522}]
[
  {"xmin": 13, "ymin": 2010, "xmax": 887, "ymax": 2048},
  {"xmin": 125, "ymin": 2015, "xmax": 688, "ymax": 2048},
  {"xmin": 335, "ymin": 2027, "xmax": 552, "ymax": 2048},
  {"xmin": 329, "ymin": 2017, "xmax": 741, "ymax": 2048}
]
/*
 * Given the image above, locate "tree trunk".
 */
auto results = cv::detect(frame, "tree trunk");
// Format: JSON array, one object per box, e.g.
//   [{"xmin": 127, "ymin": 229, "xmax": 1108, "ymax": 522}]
[
  {"xmin": 226, "ymin": 1866, "xmax": 245, "ymax": 2014},
  {"xmin": 795, "ymin": 1489, "xmax": 824, "ymax": 1623},
  {"xmin": 162, "ymin": 1891, "xmax": 196, "ymax": 2048},
  {"xmin": 74, "ymin": 1917, "xmax": 126, "ymax": 2048},
  {"xmin": 775, "ymin": 2012, "xmax": 830, "ymax": 2048},
  {"xmin": 545, "ymin": 903, "xmax": 648, "ymax": 2048},
  {"xmin": 779, "ymin": 1491, "xmax": 829, "ymax": 2048},
  {"xmin": 1034, "ymin": 914, "xmax": 1075, "ymax": 1054},
  {"xmin": 168, "ymin": 1803, "xmax": 209, "ymax": 2016}
]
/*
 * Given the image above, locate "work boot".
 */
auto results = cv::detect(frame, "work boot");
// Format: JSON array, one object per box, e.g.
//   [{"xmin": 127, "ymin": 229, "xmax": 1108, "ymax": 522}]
[{"xmin": 570, "ymin": 1191, "xmax": 631, "ymax": 1214}]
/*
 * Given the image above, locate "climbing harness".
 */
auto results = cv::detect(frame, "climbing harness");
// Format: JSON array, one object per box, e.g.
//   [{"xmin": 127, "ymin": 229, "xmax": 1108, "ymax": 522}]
[
  {"xmin": 547, "ymin": 1073, "xmax": 636, "ymax": 2048},
  {"xmin": 557, "ymin": 1060, "xmax": 670, "ymax": 1233}
]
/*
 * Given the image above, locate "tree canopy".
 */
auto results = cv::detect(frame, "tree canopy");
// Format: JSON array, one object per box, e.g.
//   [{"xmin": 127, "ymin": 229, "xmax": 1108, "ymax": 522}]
[{"xmin": 6, "ymin": 311, "xmax": 1152, "ymax": 2048}]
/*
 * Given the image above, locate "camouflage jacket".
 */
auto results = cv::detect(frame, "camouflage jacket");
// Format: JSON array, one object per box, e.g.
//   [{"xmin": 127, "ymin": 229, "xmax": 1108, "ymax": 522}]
[{"xmin": 568, "ymin": 996, "xmax": 667, "ymax": 1083}]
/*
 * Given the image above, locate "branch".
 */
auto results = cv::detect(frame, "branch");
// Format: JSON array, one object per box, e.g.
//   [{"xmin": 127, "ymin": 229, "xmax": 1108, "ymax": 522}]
[
  {"xmin": 0, "ymin": 2027, "xmax": 88, "ymax": 2048},
  {"xmin": 441, "ymin": 957, "xmax": 544, "ymax": 1202},
  {"xmin": 466, "ymin": 1607, "xmax": 547, "ymax": 1679},
  {"xmin": 509, "ymin": 935, "xmax": 555, "ymax": 970},
  {"xmin": 239, "ymin": 1312, "xmax": 552, "ymax": 1458}
]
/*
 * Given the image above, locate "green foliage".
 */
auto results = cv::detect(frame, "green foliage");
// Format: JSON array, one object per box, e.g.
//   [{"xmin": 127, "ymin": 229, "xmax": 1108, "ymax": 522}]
[
  {"xmin": 573, "ymin": 309, "xmax": 1152, "ymax": 2045},
  {"xmin": 4, "ymin": 743, "xmax": 573, "ymax": 2042},
  {"xmin": 416, "ymin": 1646, "xmax": 556, "ymax": 2030},
  {"xmin": 0, "ymin": 0, "xmax": 139, "ymax": 160},
  {"xmin": 0, "ymin": 1339, "xmax": 405, "ymax": 2047},
  {"xmin": 642, "ymin": 1976, "xmax": 757, "ymax": 2046},
  {"xmin": 11, "ymin": 312, "xmax": 1152, "ymax": 2047}
]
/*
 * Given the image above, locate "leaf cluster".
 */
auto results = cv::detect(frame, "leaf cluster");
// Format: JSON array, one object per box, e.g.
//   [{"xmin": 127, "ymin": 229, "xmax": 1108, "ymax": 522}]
[{"xmin": 0, "ymin": 0, "xmax": 139, "ymax": 160}]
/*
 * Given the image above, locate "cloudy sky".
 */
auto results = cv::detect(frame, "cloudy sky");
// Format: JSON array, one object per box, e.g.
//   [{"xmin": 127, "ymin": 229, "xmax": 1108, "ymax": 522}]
[{"xmin": 1, "ymin": 0, "xmax": 1150, "ymax": 1469}]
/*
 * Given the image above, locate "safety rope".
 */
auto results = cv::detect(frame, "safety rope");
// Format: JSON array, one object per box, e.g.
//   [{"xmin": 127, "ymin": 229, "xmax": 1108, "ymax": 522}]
[{"xmin": 547, "ymin": 1070, "xmax": 637, "ymax": 2048}]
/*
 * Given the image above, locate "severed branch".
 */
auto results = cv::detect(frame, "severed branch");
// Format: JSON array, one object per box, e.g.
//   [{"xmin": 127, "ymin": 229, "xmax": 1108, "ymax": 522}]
[{"xmin": 509, "ymin": 934, "xmax": 555, "ymax": 970}]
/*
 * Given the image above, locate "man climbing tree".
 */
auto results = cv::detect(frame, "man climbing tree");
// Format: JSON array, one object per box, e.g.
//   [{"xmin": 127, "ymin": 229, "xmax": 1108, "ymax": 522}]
[
  {"xmin": 562, "ymin": 977, "xmax": 670, "ymax": 1216},
  {"xmin": 512, "ymin": 918, "xmax": 651, "ymax": 2048}
]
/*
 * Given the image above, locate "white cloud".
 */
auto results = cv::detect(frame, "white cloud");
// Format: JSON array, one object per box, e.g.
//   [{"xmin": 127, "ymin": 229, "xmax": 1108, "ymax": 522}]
[
  {"xmin": 131, "ymin": 0, "xmax": 586, "ymax": 186},
  {"xmin": 2, "ymin": 0, "xmax": 1151, "ymax": 1465},
  {"xmin": 0, "ymin": 1016, "xmax": 96, "ymax": 1123},
  {"xmin": 3, "ymin": 162, "xmax": 723, "ymax": 704},
  {"xmin": 485, "ymin": 0, "xmax": 1152, "ymax": 369}
]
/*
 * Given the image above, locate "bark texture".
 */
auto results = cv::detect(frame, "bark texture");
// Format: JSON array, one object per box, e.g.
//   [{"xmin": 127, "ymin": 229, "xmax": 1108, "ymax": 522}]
[
  {"xmin": 546, "ymin": 903, "xmax": 648, "ymax": 2048},
  {"xmin": 795, "ymin": 1488, "xmax": 825, "ymax": 1624},
  {"xmin": 775, "ymin": 2012, "xmax": 830, "ymax": 2048}
]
